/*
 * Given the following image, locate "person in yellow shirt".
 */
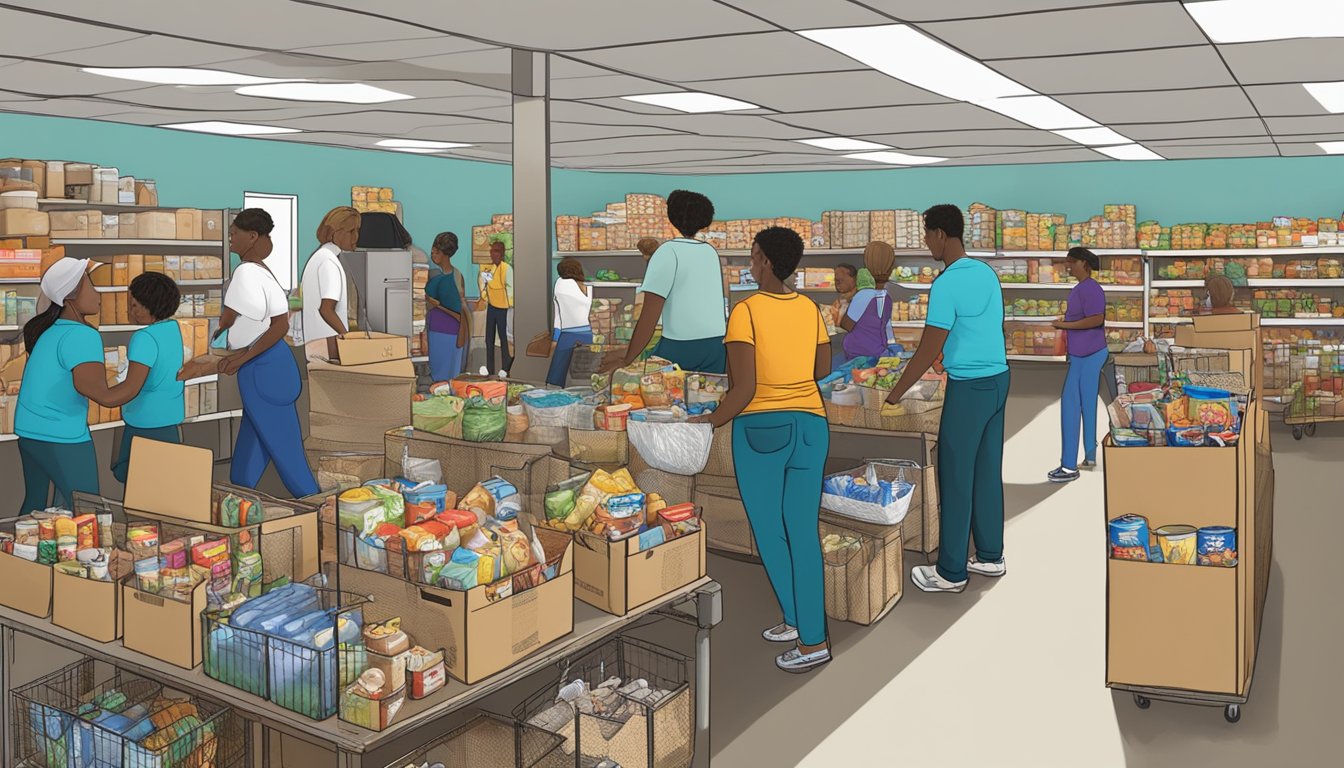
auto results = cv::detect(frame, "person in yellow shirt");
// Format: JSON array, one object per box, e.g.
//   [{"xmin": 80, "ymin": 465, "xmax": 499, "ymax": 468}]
[
  {"xmin": 693, "ymin": 226, "xmax": 832, "ymax": 674},
  {"xmin": 475, "ymin": 239, "xmax": 514, "ymax": 374}
]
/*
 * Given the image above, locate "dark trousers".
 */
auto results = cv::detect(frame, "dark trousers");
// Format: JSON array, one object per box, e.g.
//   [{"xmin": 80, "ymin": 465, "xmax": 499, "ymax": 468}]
[
  {"xmin": 485, "ymin": 305, "xmax": 513, "ymax": 374},
  {"xmin": 18, "ymin": 438, "xmax": 99, "ymax": 514},
  {"xmin": 112, "ymin": 424, "xmax": 183, "ymax": 484},
  {"xmin": 936, "ymin": 371, "xmax": 1011, "ymax": 583}
]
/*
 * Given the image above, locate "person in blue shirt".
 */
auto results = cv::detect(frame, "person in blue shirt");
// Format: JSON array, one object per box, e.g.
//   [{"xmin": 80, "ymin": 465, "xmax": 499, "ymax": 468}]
[
  {"xmin": 884, "ymin": 205, "xmax": 1010, "ymax": 594},
  {"xmin": 111, "ymin": 272, "xmax": 185, "ymax": 484},
  {"xmin": 424, "ymin": 232, "xmax": 470, "ymax": 381},
  {"xmin": 15, "ymin": 259, "xmax": 145, "ymax": 513}
]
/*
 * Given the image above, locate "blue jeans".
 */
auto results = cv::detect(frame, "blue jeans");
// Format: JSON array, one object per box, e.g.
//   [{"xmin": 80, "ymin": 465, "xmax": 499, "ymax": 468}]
[
  {"xmin": 1061, "ymin": 348, "xmax": 1109, "ymax": 470},
  {"xmin": 732, "ymin": 411, "xmax": 830, "ymax": 647},
  {"xmin": 427, "ymin": 330, "xmax": 465, "ymax": 382},
  {"xmin": 546, "ymin": 329, "xmax": 593, "ymax": 387},
  {"xmin": 18, "ymin": 438, "xmax": 99, "ymax": 513},
  {"xmin": 112, "ymin": 424, "xmax": 183, "ymax": 484},
  {"xmin": 233, "ymin": 340, "xmax": 319, "ymax": 498}
]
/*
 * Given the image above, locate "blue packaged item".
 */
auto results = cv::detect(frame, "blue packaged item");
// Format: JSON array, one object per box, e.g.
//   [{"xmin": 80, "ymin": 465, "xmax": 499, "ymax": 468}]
[
  {"xmin": 440, "ymin": 548, "xmax": 481, "ymax": 590},
  {"xmin": 637, "ymin": 526, "xmax": 666, "ymax": 552},
  {"xmin": 1108, "ymin": 514, "xmax": 1150, "ymax": 561},
  {"xmin": 404, "ymin": 482, "xmax": 450, "ymax": 514},
  {"xmin": 606, "ymin": 493, "xmax": 645, "ymax": 519},
  {"xmin": 1197, "ymin": 526, "xmax": 1237, "ymax": 567},
  {"xmin": 1167, "ymin": 425, "xmax": 1209, "ymax": 447},
  {"xmin": 481, "ymin": 476, "xmax": 521, "ymax": 521}
]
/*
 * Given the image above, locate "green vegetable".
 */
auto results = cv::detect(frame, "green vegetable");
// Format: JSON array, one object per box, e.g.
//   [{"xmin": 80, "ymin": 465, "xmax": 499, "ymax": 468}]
[
  {"xmin": 545, "ymin": 489, "xmax": 576, "ymax": 521},
  {"xmin": 461, "ymin": 396, "xmax": 506, "ymax": 442}
]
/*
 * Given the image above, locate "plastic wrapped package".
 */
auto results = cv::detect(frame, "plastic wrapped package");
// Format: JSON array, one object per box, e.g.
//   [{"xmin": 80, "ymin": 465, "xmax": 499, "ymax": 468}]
[
  {"xmin": 820, "ymin": 460, "xmax": 917, "ymax": 526},
  {"xmin": 627, "ymin": 412, "xmax": 713, "ymax": 476}
]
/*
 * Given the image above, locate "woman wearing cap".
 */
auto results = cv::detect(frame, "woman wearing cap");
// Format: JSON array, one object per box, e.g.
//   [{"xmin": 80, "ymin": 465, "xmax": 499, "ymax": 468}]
[
  {"xmin": 839, "ymin": 242, "xmax": 899, "ymax": 361},
  {"xmin": 204, "ymin": 208, "xmax": 319, "ymax": 498},
  {"xmin": 1049, "ymin": 247, "xmax": 1109, "ymax": 484},
  {"xmin": 425, "ymin": 232, "xmax": 469, "ymax": 380},
  {"xmin": 300, "ymin": 206, "xmax": 358, "ymax": 362},
  {"xmin": 15, "ymin": 259, "xmax": 145, "ymax": 512},
  {"xmin": 547, "ymin": 257, "xmax": 594, "ymax": 387}
]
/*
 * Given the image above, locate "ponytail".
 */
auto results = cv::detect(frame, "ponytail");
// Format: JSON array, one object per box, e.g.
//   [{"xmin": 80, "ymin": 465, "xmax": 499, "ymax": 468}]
[{"xmin": 23, "ymin": 303, "xmax": 62, "ymax": 355}]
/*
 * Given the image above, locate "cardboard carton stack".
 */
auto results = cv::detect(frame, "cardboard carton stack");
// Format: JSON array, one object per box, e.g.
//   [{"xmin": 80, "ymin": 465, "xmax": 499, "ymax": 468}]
[
  {"xmin": 966, "ymin": 204, "xmax": 997, "ymax": 250},
  {"xmin": 305, "ymin": 332, "xmax": 416, "ymax": 462},
  {"xmin": 352, "ymin": 186, "xmax": 398, "ymax": 215}
]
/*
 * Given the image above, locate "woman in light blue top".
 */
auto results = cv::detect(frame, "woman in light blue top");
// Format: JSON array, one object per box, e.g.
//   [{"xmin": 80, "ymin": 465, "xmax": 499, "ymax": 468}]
[
  {"xmin": 15, "ymin": 259, "xmax": 146, "ymax": 512},
  {"xmin": 111, "ymin": 272, "xmax": 185, "ymax": 484}
]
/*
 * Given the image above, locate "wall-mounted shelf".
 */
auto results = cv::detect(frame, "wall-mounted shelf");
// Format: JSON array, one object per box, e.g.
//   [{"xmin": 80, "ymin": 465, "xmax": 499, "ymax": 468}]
[
  {"xmin": 1152, "ymin": 278, "xmax": 1344, "ymax": 288},
  {"xmin": 52, "ymin": 238, "xmax": 223, "ymax": 248},
  {"xmin": 1, "ymin": 408, "xmax": 241, "ymax": 443},
  {"xmin": 996, "ymin": 249, "xmax": 1143, "ymax": 258},
  {"xmin": 1007, "ymin": 354, "xmax": 1067, "ymax": 363},
  {"xmin": 1148, "ymin": 247, "xmax": 1344, "ymax": 257}
]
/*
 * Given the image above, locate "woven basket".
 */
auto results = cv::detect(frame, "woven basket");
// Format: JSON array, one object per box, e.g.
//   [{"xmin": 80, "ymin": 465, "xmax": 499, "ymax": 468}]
[
  {"xmin": 701, "ymin": 424, "xmax": 734, "ymax": 478},
  {"xmin": 824, "ymin": 399, "xmax": 864, "ymax": 428},
  {"xmin": 865, "ymin": 398, "xmax": 942, "ymax": 434},
  {"xmin": 820, "ymin": 512, "xmax": 904, "ymax": 626},
  {"xmin": 566, "ymin": 428, "xmax": 629, "ymax": 467}
]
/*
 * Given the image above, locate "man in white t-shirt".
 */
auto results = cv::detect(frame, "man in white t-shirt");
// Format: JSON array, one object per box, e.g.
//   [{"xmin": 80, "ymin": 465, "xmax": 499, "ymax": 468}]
[{"xmin": 300, "ymin": 207, "xmax": 358, "ymax": 361}]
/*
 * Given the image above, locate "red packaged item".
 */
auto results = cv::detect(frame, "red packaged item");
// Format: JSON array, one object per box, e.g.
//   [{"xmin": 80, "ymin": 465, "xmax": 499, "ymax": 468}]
[
  {"xmin": 407, "ymin": 646, "xmax": 446, "ymax": 699},
  {"xmin": 405, "ymin": 501, "xmax": 437, "ymax": 525}
]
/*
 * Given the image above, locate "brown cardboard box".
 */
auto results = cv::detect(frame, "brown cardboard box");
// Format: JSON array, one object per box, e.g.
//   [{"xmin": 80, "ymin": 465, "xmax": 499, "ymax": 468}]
[
  {"xmin": 1173, "ymin": 312, "xmax": 1262, "ymax": 391},
  {"xmin": 122, "ymin": 580, "xmax": 208, "ymax": 669},
  {"xmin": 145, "ymin": 254, "xmax": 163, "ymax": 275},
  {"xmin": 137, "ymin": 211, "xmax": 177, "ymax": 240},
  {"xmin": 0, "ymin": 518, "xmax": 54, "ymax": 617},
  {"xmin": 334, "ymin": 331, "xmax": 409, "ymax": 365},
  {"xmin": 51, "ymin": 540, "xmax": 133, "ymax": 643},
  {"xmin": 119, "ymin": 212, "xmax": 137, "ymax": 236},
  {"xmin": 306, "ymin": 359, "xmax": 415, "ymax": 454},
  {"xmin": 44, "ymin": 161, "xmax": 65, "ymax": 198},
  {"xmin": 573, "ymin": 524, "xmax": 707, "ymax": 616},
  {"xmin": 180, "ymin": 255, "xmax": 196, "ymax": 281},
  {"xmin": 0, "ymin": 209, "xmax": 50, "ymax": 236},
  {"xmin": 135, "ymin": 180, "xmax": 158, "ymax": 206},
  {"xmin": 128, "ymin": 253, "xmax": 144, "ymax": 281},
  {"xmin": 64, "ymin": 163, "xmax": 93, "ymax": 186},
  {"xmin": 91, "ymin": 260, "xmax": 113, "ymax": 287},
  {"xmin": 118, "ymin": 176, "xmax": 136, "ymax": 205},
  {"xmin": 101, "ymin": 215, "xmax": 119, "ymax": 239},
  {"xmin": 112, "ymin": 255, "xmax": 129, "ymax": 286},
  {"xmin": 201, "ymin": 210, "xmax": 224, "ymax": 241},
  {"xmin": 176, "ymin": 208, "xmax": 202, "ymax": 241},
  {"xmin": 339, "ymin": 525, "xmax": 575, "ymax": 684},
  {"xmin": 100, "ymin": 298, "xmax": 115, "ymax": 325},
  {"xmin": 114, "ymin": 292, "xmax": 128, "ymax": 324}
]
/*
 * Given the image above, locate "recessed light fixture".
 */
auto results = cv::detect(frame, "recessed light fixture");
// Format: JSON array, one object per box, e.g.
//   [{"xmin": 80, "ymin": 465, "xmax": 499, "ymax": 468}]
[
  {"xmin": 1184, "ymin": 0, "xmax": 1344, "ymax": 43},
  {"xmin": 159, "ymin": 121, "xmax": 300, "ymax": 136},
  {"xmin": 621, "ymin": 93, "xmax": 759, "ymax": 113},
  {"xmin": 380, "ymin": 148, "xmax": 442, "ymax": 154},
  {"xmin": 376, "ymin": 139, "xmax": 472, "ymax": 150},
  {"xmin": 978, "ymin": 95, "xmax": 1098, "ymax": 131},
  {"xmin": 796, "ymin": 137, "xmax": 891, "ymax": 151},
  {"xmin": 82, "ymin": 67, "xmax": 294, "ymax": 86},
  {"xmin": 1317, "ymin": 141, "xmax": 1344, "ymax": 154},
  {"xmin": 236, "ymin": 83, "xmax": 413, "ymax": 104},
  {"xmin": 1054, "ymin": 127, "xmax": 1132, "ymax": 146},
  {"xmin": 843, "ymin": 151, "xmax": 946, "ymax": 166},
  {"xmin": 1304, "ymin": 81, "xmax": 1344, "ymax": 113},
  {"xmin": 800, "ymin": 25, "xmax": 1032, "ymax": 103},
  {"xmin": 1095, "ymin": 144, "xmax": 1165, "ymax": 161}
]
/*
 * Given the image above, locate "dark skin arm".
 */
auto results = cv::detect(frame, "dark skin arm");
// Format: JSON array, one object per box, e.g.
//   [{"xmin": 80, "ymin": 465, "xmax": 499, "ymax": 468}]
[
  {"xmin": 602, "ymin": 293, "xmax": 665, "ymax": 372},
  {"xmin": 73, "ymin": 361, "xmax": 149, "ymax": 408},
  {"xmin": 1053, "ymin": 314, "xmax": 1104, "ymax": 330},
  {"xmin": 839, "ymin": 315, "xmax": 856, "ymax": 332},
  {"xmin": 884, "ymin": 326, "xmax": 949, "ymax": 404},
  {"xmin": 220, "ymin": 314, "xmax": 289, "ymax": 376},
  {"xmin": 319, "ymin": 298, "xmax": 347, "ymax": 337}
]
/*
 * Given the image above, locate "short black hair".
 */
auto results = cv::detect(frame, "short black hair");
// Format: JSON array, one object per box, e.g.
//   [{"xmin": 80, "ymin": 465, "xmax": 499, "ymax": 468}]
[
  {"xmin": 923, "ymin": 204, "xmax": 964, "ymax": 242},
  {"xmin": 130, "ymin": 272, "xmax": 181, "ymax": 321},
  {"xmin": 233, "ymin": 208, "xmax": 274, "ymax": 236},
  {"xmin": 667, "ymin": 190, "xmax": 714, "ymax": 238},
  {"xmin": 835, "ymin": 263, "xmax": 858, "ymax": 279},
  {"xmin": 754, "ymin": 226, "xmax": 804, "ymax": 282},
  {"xmin": 433, "ymin": 231, "xmax": 458, "ymax": 257},
  {"xmin": 1067, "ymin": 247, "xmax": 1100, "ymax": 272}
]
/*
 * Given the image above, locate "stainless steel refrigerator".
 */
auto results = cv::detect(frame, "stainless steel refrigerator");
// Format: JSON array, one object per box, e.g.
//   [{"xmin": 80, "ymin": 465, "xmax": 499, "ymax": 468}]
[{"xmin": 338, "ymin": 249, "xmax": 412, "ymax": 337}]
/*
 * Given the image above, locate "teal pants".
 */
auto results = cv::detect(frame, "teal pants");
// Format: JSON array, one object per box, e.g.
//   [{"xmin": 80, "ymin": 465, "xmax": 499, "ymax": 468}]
[
  {"xmin": 18, "ymin": 438, "xmax": 99, "ymax": 514},
  {"xmin": 652, "ymin": 336, "xmax": 726, "ymax": 374},
  {"xmin": 732, "ymin": 411, "xmax": 830, "ymax": 646},
  {"xmin": 112, "ymin": 424, "xmax": 183, "ymax": 484},
  {"xmin": 937, "ymin": 371, "xmax": 1011, "ymax": 583}
]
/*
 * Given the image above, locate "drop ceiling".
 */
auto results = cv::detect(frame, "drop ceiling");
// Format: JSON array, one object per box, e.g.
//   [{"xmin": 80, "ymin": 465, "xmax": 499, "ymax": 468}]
[{"xmin": 1, "ymin": 0, "xmax": 1342, "ymax": 173}]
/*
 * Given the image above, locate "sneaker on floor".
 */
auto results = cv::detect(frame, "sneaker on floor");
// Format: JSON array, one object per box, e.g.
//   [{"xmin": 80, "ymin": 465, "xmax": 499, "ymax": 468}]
[
  {"xmin": 478, "ymin": 366, "xmax": 489, "ymax": 376},
  {"xmin": 967, "ymin": 556, "xmax": 1006, "ymax": 577},
  {"xmin": 776, "ymin": 647, "xmax": 831, "ymax": 674},
  {"xmin": 1048, "ymin": 467, "xmax": 1081, "ymax": 483},
  {"xmin": 911, "ymin": 565, "xmax": 967, "ymax": 593},
  {"xmin": 498, "ymin": 369, "xmax": 508, "ymax": 378},
  {"xmin": 762, "ymin": 623, "xmax": 799, "ymax": 643},
  {"xmin": 1080, "ymin": 459, "xmax": 1097, "ymax": 470}
]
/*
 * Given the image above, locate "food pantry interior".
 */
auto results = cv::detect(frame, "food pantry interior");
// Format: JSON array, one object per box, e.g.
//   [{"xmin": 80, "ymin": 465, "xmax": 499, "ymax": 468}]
[{"xmin": 0, "ymin": 1, "xmax": 1339, "ymax": 766}]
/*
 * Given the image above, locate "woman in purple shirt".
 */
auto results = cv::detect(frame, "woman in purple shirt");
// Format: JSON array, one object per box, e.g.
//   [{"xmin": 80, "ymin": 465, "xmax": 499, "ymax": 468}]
[{"xmin": 1049, "ymin": 248, "xmax": 1108, "ymax": 483}]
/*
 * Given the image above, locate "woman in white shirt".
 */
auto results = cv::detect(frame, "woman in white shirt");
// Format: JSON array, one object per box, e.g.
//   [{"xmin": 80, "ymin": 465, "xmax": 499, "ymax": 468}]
[
  {"xmin": 300, "ymin": 207, "xmax": 358, "ymax": 361},
  {"xmin": 213, "ymin": 208, "xmax": 319, "ymax": 498},
  {"xmin": 546, "ymin": 257, "xmax": 593, "ymax": 387}
]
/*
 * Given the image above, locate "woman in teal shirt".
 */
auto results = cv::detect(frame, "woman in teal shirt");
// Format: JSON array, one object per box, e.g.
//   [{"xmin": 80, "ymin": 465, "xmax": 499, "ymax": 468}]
[
  {"xmin": 425, "ymin": 232, "xmax": 469, "ymax": 381},
  {"xmin": 16, "ymin": 259, "xmax": 146, "ymax": 512},
  {"xmin": 111, "ymin": 272, "xmax": 185, "ymax": 483}
]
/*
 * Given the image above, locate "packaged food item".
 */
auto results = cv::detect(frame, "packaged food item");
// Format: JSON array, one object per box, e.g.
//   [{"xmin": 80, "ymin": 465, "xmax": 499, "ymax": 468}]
[
  {"xmin": 37, "ymin": 539, "xmax": 57, "ymax": 564},
  {"xmin": 38, "ymin": 518, "xmax": 55, "ymax": 541},
  {"xmin": 1185, "ymin": 386, "xmax": 1238, "ymax": 430},
  {"xmin": 13, "ymin": 543, "xmax": 38, "ymax": 562},
  {"xmin": 54, "ymin": 516, "xmax": 77, "ymax": 541},
  {"xmin": 217, "ymin": 493, "xmax": 258, "ymax": 527},
  {"xmin": 436, "ymin": 509, "xmax": 479, "ymax": 543},
  {"xmin": 56, "ymin": 536, "xmax": 77, "ymax": 562},
  {"xmin": 440, "ymin": 548, "xmax": 481, "ymax": 589},
  {"xmin": 1108, "ymin": 514, "xmax": 1150, "ymax": 561},
  {"xmin": 364, "ymin": 617, "xmax": 411, "ymax": 656},
  {"xmin": 644, "ymin": 493, "xmax": 667, "ymax": 527},
  {"xmin": 14, "ymin": 518, "xmax": 38, "ymax": 546},
  {"xmin": 55, "ymin": 561, "xmax": 87, "ymax": 578},
  {"xmin": 637, "ymin": 526, "xmax": 666, "ymax": 552},
  {"xmin": 406, "ymin": 647, "xmax": 446, "ymax": 699},
  {"xmin": 191, "ymin": 538, "xmax": 229, "ymax": 568},
  {"xmin": 160, "ymin": 540, "xmax": 188, "ymax": 571},
  {"xmin": 134, "ymin": 556, "xmax": 162, "ymax": 592},
  {"xmin": 563, "ymin": 493, "xmax": 602, "ymax": 532},
  {"xmin": 1167, "ymin": 426, "xmax": 1209, "ymax": 447},
  {"xmin": 234, "ymin": 551, "xmax": 263, "ymax": 597},
  {"xmin": 481, "ymin": 477, "xmax": 521, "ymax": 522},
  {"xmin": 73, "ymin": 514, "xmax": 98, "ymax": 550},
  {"xmin": 404, "ymin": 501, "xmax": 437, "ymax": 526},
  {"xmin": 460, "ymin": 483, "xmax": 496, "ymax": 518},
  {"xmin": 1197, "ymin": 526, "xmax": 1238, "ymax": 567},
  {"xmin": 403, "ymin": 482, "xmax": 451, "ymax": 515},
  {"xmin": 658, "ymin": 503, "xmax": 699, "ymax": 538},
  {"xmin": 606, "ymin": 492, "xmax": 645, "ymax": 520},
  {"xmin": 399, "ymin": 526, "xmax": 441, "ymax": 553},
  {"xmin": 1154, "ymin": 525, "xmax": 1197, "ymax": 565},
  {"xmin": 595, "ymin": 403, "xmax": 632, "ymax": 431}
]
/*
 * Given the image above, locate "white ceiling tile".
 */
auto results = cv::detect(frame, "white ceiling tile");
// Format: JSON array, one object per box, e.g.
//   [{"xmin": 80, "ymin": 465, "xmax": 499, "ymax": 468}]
[
  {"xmin": 288, "ymin": 35, "xmax": 494, "ymax": 62},
  {"xmin": 1120, "ymin": 118, "xmax": 1269, "ymax": 141},
  {"xmin": 0, "ymin": 8, "xmax": 142, "ymax": 58},
  {"xmin": 857, "ymin": 1, "xmax": 1172, "ymax": 23},
  {"xmin": 570, "ymin": 32, "xmax": 865, "ymax": 82},
  {"xmin": 1265, "ymin": 114, "xmax": 1344, "ymax": 135},
  {"xmin": 919, "ymin": 4, "xmax": 1206, "ymax": 60},
  {"xmin": 1155, "ymin": 143, "xmax": 1280, "ymax": 159},
  {"xmin": 689, "ymin": 70, "xmax": 949, "ymax": 112},
  {"xmin": 773, "ymin": 102, "xmax": 1031, "ymax": 135},
  {"xmin": 0, "ymin": 61, "xmax": 164, "ymax": 98},
  {"xmin": 995, "ymin": 47, "xmax": 1236, "ymax": 94},
  {"xmin": 30, "ymin": 35, "xmax": 251, "ymax": 68},
  {"xmin": 1219, "ymin": 39, "xmax": 1344, "ymax": 85},
  {"xmin": 1058, "ymin": 87, "xmax": 1257, "ymax": 125},
  {"xmin": 709, "ymin": 0, "xmax": 895, "ymax": 29}
]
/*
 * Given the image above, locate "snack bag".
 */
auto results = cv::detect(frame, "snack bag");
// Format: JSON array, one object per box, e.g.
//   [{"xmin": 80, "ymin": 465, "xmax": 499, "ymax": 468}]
[{"xmin": 461, "ymin": 484, "xmax": 496, "ymax": 518}]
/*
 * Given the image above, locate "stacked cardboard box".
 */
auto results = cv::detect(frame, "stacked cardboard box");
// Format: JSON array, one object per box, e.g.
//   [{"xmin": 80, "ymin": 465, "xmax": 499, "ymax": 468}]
[
  {"xmin": 555, "ymin": 215, "xmax": 580, "ymax": 252},
  {"xmin": 869, "ymin": 210, "xmax": 896, "ymax": 247},
  {"xmin": 0, "ymin": 248, "xmax": 40, "ymax": 279},
  {"xmin": 966, "ymin": 204, "xmax": 997, "ymax": 250},
  {"xmin": 577, "ymin": 219, "xmax": 607, "ymax": 251},
  {"xmin": 841, "ymin": 211, "xmax": 870, "ymax": 248},
  {"xmin": 997, "ymin": 209, "xmax": 1027, "ymax": 251},
  {"xmin": 352, "ymin": 186, "xmax": 397, "ymax": 214},
  {"xmin": 810, "ymin": 220, "xmax": 828, "ymax": 249}
]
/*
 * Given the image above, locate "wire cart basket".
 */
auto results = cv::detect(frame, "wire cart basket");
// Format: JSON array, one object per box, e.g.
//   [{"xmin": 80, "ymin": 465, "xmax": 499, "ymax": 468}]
[{"xmin": 388, "ymin": 712, "xmax": 569, "ymax": 768}]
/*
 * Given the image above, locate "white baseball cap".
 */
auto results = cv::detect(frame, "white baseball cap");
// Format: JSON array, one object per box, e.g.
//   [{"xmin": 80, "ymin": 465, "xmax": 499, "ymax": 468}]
[{"xmin": 38, "ymin": 258, "xmax": 105, "ymax": 313}]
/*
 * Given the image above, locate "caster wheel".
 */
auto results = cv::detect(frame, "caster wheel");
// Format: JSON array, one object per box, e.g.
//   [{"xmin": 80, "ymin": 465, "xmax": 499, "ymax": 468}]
[
  {"xmin": 1306, "ymin": 423, "xmax": 1317, "ymax": 437},
  {"xmin": 1224, "ymin": 704, "xmax": 1241, "ymax": 723},
  {"xmin": 1292, "ymin": 426, "xmax": 1303, "ymax": 440},
  {"xmin": 1134, "ymin": 695, "xmax": 1151, "ymax": 710}
]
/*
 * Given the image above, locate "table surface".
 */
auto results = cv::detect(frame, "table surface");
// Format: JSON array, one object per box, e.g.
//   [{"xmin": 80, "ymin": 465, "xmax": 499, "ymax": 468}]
[{"xmin": 0, "ymin": 576, "xmax": 716, "ymax": 755}]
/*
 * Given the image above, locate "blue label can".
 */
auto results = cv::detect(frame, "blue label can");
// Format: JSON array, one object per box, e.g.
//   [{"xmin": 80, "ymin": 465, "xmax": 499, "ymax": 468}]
[{"xmin": 1197, "ymin": 526, "xmax": 1238, "ymax": 567}]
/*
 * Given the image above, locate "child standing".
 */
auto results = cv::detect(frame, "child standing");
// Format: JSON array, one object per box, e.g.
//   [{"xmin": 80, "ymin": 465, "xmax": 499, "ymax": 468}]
[{"xmin": 112, "ymin": 272, "xmax": 185, "ymax": 483}]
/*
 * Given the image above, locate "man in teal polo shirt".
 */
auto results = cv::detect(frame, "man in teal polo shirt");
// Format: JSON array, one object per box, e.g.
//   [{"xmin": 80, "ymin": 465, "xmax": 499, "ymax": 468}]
[{"xmin": 885, "ymin": 204, "xmax": 1010, "ymax": 593}]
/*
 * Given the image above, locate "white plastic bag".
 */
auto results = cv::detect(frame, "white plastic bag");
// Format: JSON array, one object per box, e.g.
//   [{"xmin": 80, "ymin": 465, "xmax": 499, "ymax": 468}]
[
  {"xmin": 820, "ymin": 460, "xmax": 917, "ymax": 526},
  {"xmin": 401, "ymin": 445, "xmax": 442, "ymax": 485},
  {"xmin": 627, "ymin": 415, "xmax": 713, "ymax": 476}
]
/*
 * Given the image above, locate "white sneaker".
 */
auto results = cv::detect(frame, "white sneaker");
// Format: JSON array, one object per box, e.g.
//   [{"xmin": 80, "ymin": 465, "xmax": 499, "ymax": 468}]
[
  {"xmin": 776, "ymin": 647, "xmax": 831, "ymax": 674},
  {"xmin": 478, "ymin": 366, "xmax": 489, "ymax": 376},
  {"xmin": 498, "ymin": 369, "xmax": 508, "ymax": 378},
  {"xmin": 762, "ymin": 623, "xmax": 799, "ymax": 643},
  {"xmin": 967, "ymin": 556, "xmax": 1006, "ymax": 577},
  {"xmin": 911, "ymin": 565, "xmax": 967, "ymax": 593}
]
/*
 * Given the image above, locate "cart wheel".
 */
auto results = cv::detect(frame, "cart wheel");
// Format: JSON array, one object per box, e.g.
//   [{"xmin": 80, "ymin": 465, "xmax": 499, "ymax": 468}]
[
  {"xmin": 1224, "ymin": 704, "xmax": 1241, "ymax": 723},
  {"xmin": 1306, "ymin": 423, "xmax": 1317, "ymax": 437},
  {"xmin": 1134, "ymin": 695, "xmax": 1151, "ymax": 710},
  {"xmin": 1292, "ymin": 426, "xmax": 1304, "ymax": 440}
]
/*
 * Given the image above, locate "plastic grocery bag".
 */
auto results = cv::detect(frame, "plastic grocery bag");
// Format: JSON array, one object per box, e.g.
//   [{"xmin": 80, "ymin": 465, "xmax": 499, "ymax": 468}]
[
  {"xmin": 627, "ymin": 412, "xmax": 713, "ymax": 475},
  {"xmin": 461, "ymin": 394, "xmax": 507, "ymax": 442},
  {"xmin": 411, "ymin": 394, "xmax": 464, "ymax": 437},
  {"xmin": 401, "ymin": 445, "xmax": 442, "ymax": 485},
  {"xmin": 821, "ymin": 460, "xmax": 917, "ymax": 526}
]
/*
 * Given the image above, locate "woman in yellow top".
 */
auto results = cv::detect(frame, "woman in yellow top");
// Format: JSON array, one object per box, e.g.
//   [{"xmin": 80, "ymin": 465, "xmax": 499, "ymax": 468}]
[{"xmin": 694, "ymin": 226, "xmax": 832, "ymax": 674}]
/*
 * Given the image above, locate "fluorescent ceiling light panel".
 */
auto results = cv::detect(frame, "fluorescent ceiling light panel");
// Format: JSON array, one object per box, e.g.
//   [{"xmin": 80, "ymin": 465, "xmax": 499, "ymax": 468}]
[
  {"xmin": 844, "ymin": 151, "xmax": 946, "ymax": 165},
  {"xmin": 1095, "ymin": 144, "xmax": 1165, "ymax": 161},
  {"xmin": 376, "ymin": 139, "xmax": 471, "ymax": 149},
  {"xmin": 1317, "ymin": 141, "xmax": 1344, "ymax": 154},
  {"xmin": 800, "ymin": 25, "xmax": 1032, "ymax": 103},
  {"xmin": 1304, "ymin": 81, "xmax": 1344, "ymax": 113},
  {"xmin": 621, "ymin": 93, "xmax": 758, "ymax": 113},
  {"xmin": 82, "ymin": 67, "xmax": 292, "ymax": 85},
  {"xmin": 978, "ymin": 95, "xmax": 1098, "ymax": 130},
  {"xmin": 1054, "ymin": 127, "xmax": 1132, "ymax": 146},
  {"xmin": 796, "ymin": 137, "xmax": 891, "ymax": 151},
  {"xmin": 159, "ymin": 121, "xmax": 300, "ymax": 136},
  {"xmin": 1184, "ymin": 0, "xmax": 1344, "ymax": 43},
  {"xmin": 236, "ymin": 83, "xmax": 413, "ymax": 103},
  {"xmin": 383, "ymin": 148, "xmax": 443, "ymax": 154}
]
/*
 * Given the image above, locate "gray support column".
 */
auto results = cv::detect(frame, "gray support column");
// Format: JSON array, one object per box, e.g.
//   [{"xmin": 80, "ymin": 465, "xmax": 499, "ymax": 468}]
[{"xmin": 508, "ymin": 49, "xmax": 552, "ymax": 381}]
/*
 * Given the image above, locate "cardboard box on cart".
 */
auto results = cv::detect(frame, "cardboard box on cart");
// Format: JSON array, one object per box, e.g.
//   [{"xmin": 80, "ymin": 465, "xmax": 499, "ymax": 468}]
[
  {"xmin": 572, "ymin": 523, "xmax": 707, "ymax": 617},
  {"xmin": 0, "ymin": 517, "xmax": 56, "ymax": 618},
  {"xmin": 50, "ymin": 493, "xmax": 134, "ymax": 642},
  {"xmin": 118, "ymin": 438, "xmax": 319, "ymax": 668}
]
